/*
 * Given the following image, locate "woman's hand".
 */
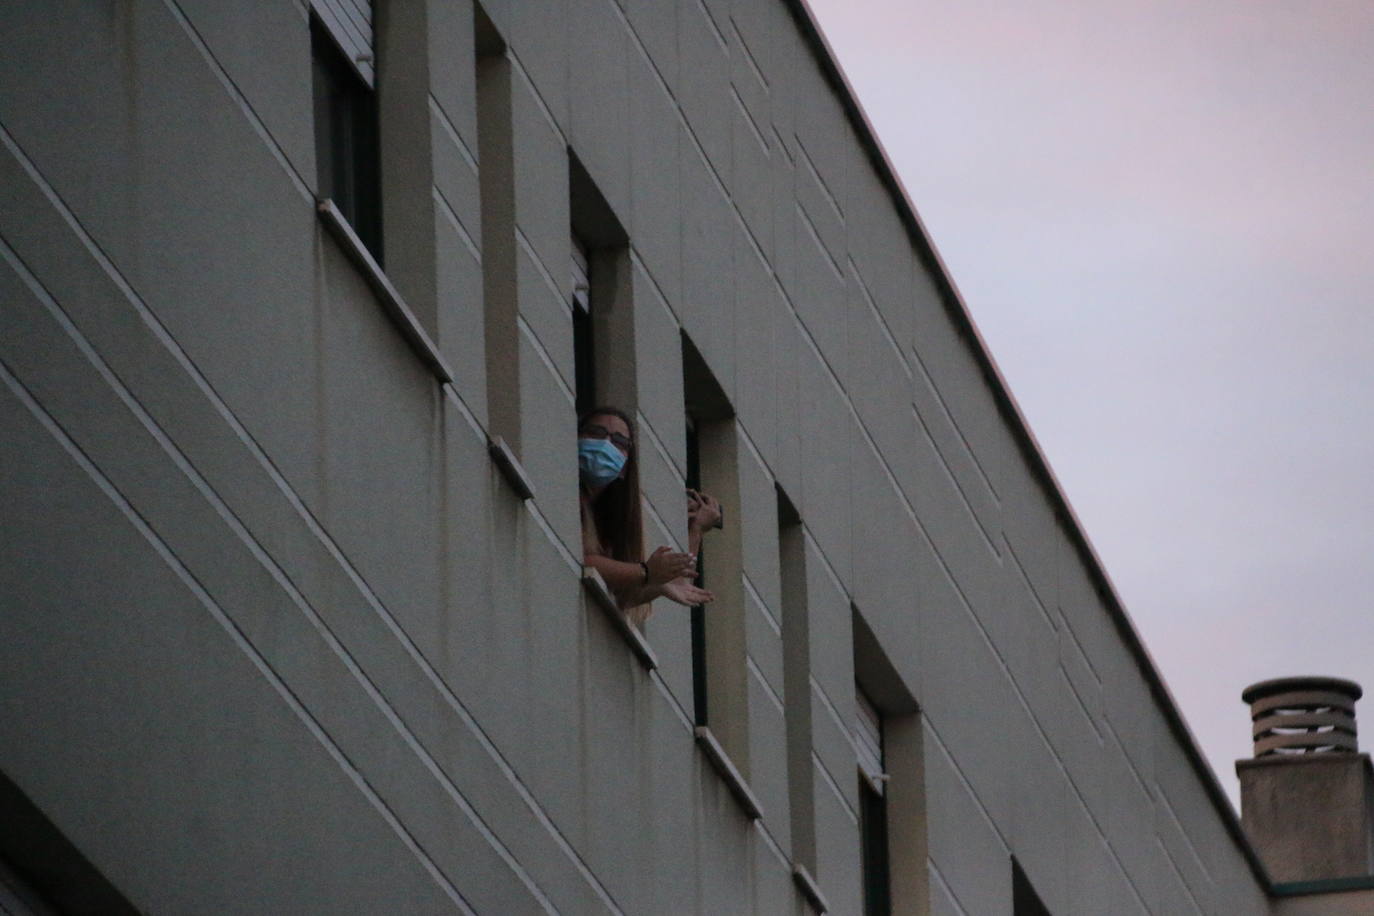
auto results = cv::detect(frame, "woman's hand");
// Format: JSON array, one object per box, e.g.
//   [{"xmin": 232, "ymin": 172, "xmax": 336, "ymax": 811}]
[
  {"xmin": 687, "ymin": 489, "xmax": 722, "ymax": 532},
  {"xmin": 644, "ymin": 545, "xmax": 696, "ymax": 586},
  {"xmin": 659, "ymin": 578, "xmax": 715, "ymax": 607}
]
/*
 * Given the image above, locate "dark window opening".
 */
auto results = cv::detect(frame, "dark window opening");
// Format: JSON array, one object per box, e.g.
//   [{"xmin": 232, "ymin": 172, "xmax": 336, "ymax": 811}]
[
  {"xmin": 687, "ymin": 413, "xmax": 709, "ymax": 726},
  {"xmin": 0, "ymin": 770, "xmax": 138, "ymax": 915},
  {"xmin": 572, "ymin": 235, "xmax": 596, "ymax": 415},
  {"xmin": 857, "ymin": 686, "xmax": 892, "ymax": 916},
  {"xmin": 312, "ymin": 12, "xmax": 382, "ymax": 262},
  {"xmin": 1013, "ymin": 859, "xmax": 1052, "ymax": 916},
  {"xmin": 860, "ymin": 778, "xmax": 892, "ymax": 916}
]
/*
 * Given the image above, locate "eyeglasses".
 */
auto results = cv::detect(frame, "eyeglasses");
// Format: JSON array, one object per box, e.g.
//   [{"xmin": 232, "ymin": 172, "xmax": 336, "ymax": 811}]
[{"xmin": 581, "ymin": 424, "xmax": 633, "ymax": 452}]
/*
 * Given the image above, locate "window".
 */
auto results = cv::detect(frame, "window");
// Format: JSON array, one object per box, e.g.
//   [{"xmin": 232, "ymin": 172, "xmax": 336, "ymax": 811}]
[
  {"xmin": 311, "ymin": 8, "xmax": 381, "ymax": 262},
  {"xmin": 1013, "ymin": 859, "xmax": 1052, "ymax": 916},
  {"xmin": 0, "ymin": 770, "xmax": 137, "ymax": 914},
  {"xmin": 853, "ymin": 609, "xmax": 929, "ymax": 914},
  {"xmin": 686, "ymin": 414, "xmax": 709, "ymax": 725},
  {"xmin": 571, "ymin": 235, "xmax": 596, "ymax": 415},
  {"xmin": 857, "ymin": 687, "xmax": 892, "ymax": 916},
  {"xmin": 682, "ymin": 334, "xmax": 758, "ymax": 817}
]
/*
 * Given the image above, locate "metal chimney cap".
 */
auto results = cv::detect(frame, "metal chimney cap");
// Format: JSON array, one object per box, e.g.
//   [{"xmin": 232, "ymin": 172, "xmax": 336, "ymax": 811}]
[
  {"xmin": 1243, "ymin": 676, "xmax": 1363, "ymax": 757},
  {"xmin": 1242, "ymin": 676, "xmax": 1362, "ymax": 705}
]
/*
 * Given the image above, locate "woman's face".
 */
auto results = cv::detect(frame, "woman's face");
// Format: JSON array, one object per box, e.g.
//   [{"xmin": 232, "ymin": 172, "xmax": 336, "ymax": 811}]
[{"xmin": 580, "ymin": 413, "xmax": 633, "ymax": 461}]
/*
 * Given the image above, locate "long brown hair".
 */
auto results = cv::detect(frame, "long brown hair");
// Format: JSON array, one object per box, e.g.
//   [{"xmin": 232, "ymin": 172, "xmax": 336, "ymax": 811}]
[{"xmin": 579, "ymin": 406, "xmax": 643, "ymax": 564}]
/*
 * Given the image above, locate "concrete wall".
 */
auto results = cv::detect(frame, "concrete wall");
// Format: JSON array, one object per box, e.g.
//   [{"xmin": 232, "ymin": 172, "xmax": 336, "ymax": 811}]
[{"xmin": 0, "ymin": 0, "xmax": 1273, "ymax": 912}]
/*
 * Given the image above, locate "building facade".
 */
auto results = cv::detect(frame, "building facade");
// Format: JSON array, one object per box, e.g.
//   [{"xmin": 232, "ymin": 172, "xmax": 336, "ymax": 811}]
[{"xmin": 0, "ymin": 0, "xmax": 1353, "ymax": 913}]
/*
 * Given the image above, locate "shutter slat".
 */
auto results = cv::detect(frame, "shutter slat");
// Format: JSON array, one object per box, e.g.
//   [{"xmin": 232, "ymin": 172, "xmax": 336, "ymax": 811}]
[
  {"xmin": 855, "ymin": 689, "xmax": 884, "ymax": 792},
  {"xmin": 311, "ymin": 0, "xmax": 374, "ymax": 87}
]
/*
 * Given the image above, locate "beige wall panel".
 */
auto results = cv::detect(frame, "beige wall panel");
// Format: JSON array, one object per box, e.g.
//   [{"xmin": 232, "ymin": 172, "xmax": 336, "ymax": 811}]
[
  {"xmin": 733, "ymin": 248, "xmax": 782, "ymax": 463},
  {"xmin": 511, "ymin": 69, "xmax": 571, "ymax": 300},
  {"xmin": 803, "ymin": 532, "xmax": 853, "ymax": 705},
  {"xmin": 676, "ymin": 0, "xmax": 733, "ymax": 186},
  {"xmin": 629, "ymin": 260, "xmax": 688, "ymax": 477},
  {"xmin": 847, "ymin": 165, "xmax": 917, "ymax": 352},
  {"xmin": 737, "ymin": 434, "xmax": 782, "ymax": 613},
  {"xmin": 516, "ymin": 333, "xmax": 580, "ymax": 553},
  {"xmin": 812, "ymin": 764, "xmax": 863, "ymax": 913},
  {"xmin": 810, "ymin": 683, "xmax": 859, "ymax": 817},
  {"xmin": 923, "ymin": 727, "xmax": 1012, "ymax": 916},
  {"xmin": 745, "ymin": 586, "xmax": 786, "ymax": 709},
  {"xmin": 0, "ymin": 399, "xmax": 472, "ymax": 914},
  {"xmin": 798, "ymin": 346, "xmax": 853, "ymax": 585},
  {"xmin": 747, "ymin": 671, "xmax": 794, "ymax": 859},
  {"xmin": 506, "ymin": 0, "xmax": 569, "ymax": 128},
  {"xmin": 771, "ymin": 301, "xmax": 805, "ymax": 500},
  {"xmin": 731, "ymin": 90, "xmax": 775, "ymax": 257},
  {"xmin": 789, "ymin": 206, "xmax": 849, "ymax": 382},
  {"xmin": 1008, "ymin": 720, "xmax": 1072, "ymax": 914},
  {"xmin": 639, "ymin": 422, "xmax": 690, "ymax": 552},
  {"xmin": 695, "ymin": 772, "xmax": 756, "ymax": 916},
  {"xmin": 515, "ymin": 243, "xmax": 574, "ymax": 389},
  {"xmin": 678, "ymin": 140, "xmax": 738, "ymax": 391},
  {"xmin": 568, "ymin": 0, "xmax": 633, "ymax": 225},
  {"xmin": 425, "ymin": 0, "xmax": 479, "ymax": 150},
  {"xmin": 314, "ymin": 258, "xmax": 445, "ymax": 623},
  {"xmin": 751, "ymin": 836, "xmax": 808, "ymax": 916},
  {"xmin": 624, "ymin": 0, "xmax": 680, "ymax": 91},
  {"xmin": 643, "ymin": 696, "xmax": 703, "ymax": 909},
  {"xmin": 1063, "ymin": 798, "xmax": 1150, "ymax": 916},
  {"xmin": 847, "ymin": 274, "xmax": 918, "ymax": 484},
  {"xmin": 177, "ymin": 0, "xmax": 315, "ymax": 180},
  {"xmin": 434, "ymin": 205, "xmax": 489, "ymax": 423},
  {"xmin": 849, "ymin": 442, "xmax": 921, "ymax": 628},
  {"xmin": 628, "ymin": 57, "xmax": 685, "ymax": 311},
  {"xmin": 912, "ymin": 540, "xmax": 1021, "ymax": 831}
]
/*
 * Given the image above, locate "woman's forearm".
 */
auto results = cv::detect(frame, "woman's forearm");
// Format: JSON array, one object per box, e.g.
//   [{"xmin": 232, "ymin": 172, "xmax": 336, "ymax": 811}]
[{"xmin": 585, "ymin": 553, "xmax": 647, "ymax": 595}]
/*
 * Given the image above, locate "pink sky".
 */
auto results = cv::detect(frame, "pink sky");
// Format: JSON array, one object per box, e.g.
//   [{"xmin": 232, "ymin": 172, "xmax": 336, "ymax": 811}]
[{"xmin": 807, "ymin": 0, "xmax": 1374, "ymax": 808}]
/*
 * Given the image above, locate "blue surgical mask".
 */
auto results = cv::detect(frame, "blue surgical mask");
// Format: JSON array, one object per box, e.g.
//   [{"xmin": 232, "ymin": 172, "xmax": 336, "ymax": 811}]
[{"xmin": 578, "ymin": 437, "xmax": 627, "ymax": 489}]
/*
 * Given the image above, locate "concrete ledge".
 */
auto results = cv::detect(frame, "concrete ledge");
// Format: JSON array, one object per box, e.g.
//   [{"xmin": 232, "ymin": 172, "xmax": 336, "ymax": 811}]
[
  {"xmin": 581, "ymin": 568, "xmax": 658, "ymax": 671},
  {"xmin": 488, "ymin": 436, "xmax": 535, "ymax": 500},
  {"xmin": 316, "ymin": 198, "xmax": 454, "ymax": 384},
  {"xmin": 694, "ymin": 725, "xmax": 763, "ymax": 821},
  {"xmin": 791, "ymin": 862, "xmax": 830, "ymax": 914}
]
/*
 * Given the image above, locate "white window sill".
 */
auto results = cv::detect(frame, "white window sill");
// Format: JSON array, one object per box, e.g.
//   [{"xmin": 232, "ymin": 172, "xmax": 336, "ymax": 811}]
[
  {"xmin": 316, "ymin": 198, "xmax": 455, "ymax": 384},
  {"xmin": 694, "ymin": 725, "xmax": 763, "ymax": 821},
  {"xmin": 488, "ymin": 436, "xmax": 535, "ymax": 500},
  {"xmin": 792, "ymin": 862, "xmax": 830, "ymax": 914},
  {"xmin": 581, "ymin": 568, "xmax": 658, "ymax": 671}
]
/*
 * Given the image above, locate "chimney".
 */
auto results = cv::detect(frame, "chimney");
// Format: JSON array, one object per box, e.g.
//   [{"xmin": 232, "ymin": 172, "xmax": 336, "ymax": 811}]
[{"xmin": 1236, "ymin": 676, "xmax": 1374, "ymax": 883}]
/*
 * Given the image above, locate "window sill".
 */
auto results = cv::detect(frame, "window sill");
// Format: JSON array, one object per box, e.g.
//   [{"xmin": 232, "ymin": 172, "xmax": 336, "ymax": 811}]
[
  {"xmin": 488, "ymin": 436, "xmax": 535, "ymax": 500},
  {"xmin": 694, "ymin": 725, "xmax": 763, "ymax": 821},
  {"xmin": 791, "ymin": 863, "xmax": 830, "ymax": 914},
  {"xmin": 581, "ymin": 568, "xmax": 658, "ymax": 671},
  {"xmin": 858, "ymin": 766, "xmax": 889, "ymax": 798},
  {"xmin": 316, "ymin": 198, "xmax": 455, "ymax": 384}
]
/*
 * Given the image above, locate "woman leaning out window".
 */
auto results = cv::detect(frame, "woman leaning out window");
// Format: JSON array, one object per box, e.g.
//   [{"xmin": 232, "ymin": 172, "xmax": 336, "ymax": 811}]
[{"xmin": 578, "ymin": 407, "xmax": 718, "ymax": 615}]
